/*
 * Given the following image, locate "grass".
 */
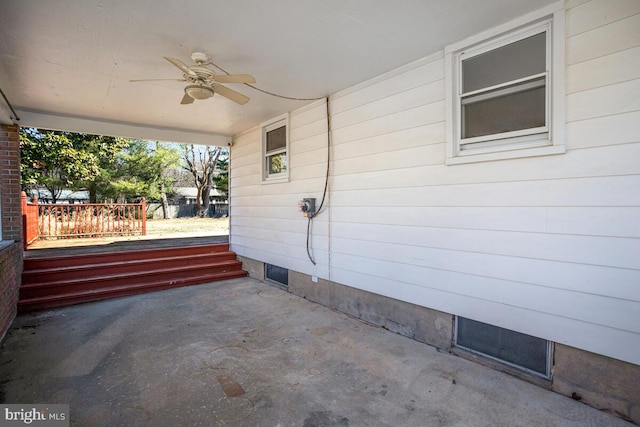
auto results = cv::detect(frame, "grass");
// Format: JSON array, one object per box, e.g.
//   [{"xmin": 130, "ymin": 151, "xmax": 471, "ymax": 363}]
[{"xmin": 145, "ymin": 217, "xmax": 229, "ymax": 236}]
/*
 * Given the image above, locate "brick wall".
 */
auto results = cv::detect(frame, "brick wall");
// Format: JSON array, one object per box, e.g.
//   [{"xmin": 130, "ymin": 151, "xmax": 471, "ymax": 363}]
[
  {"xmin": 0, "ymin": 243, "xmax": 21, "ymax": 340},
  {"xmin": 0, "ymin": 124, "xmax": 22, "ymax": 241},
  {"xmin": 0, "ymin": 124, "xmax": 22, "ymax": 341}
]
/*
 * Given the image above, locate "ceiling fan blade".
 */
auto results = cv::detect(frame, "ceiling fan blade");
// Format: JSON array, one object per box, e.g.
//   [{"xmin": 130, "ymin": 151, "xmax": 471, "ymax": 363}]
[
  {"xmin": 164, "ymin": 57, "xmax": 197, "ymax": 77},
  {"xmin": 212, "ymin": 74, "xmax": 256, "ymax": 84},
  {"xmin": 213, "ymin": 84, "xmax": 250, "ymax": 105},
  {"xmin": 181, "ymin": 93, "xmax": 194, "ymax": 104},
  {"xmin": 129, "ymin": 78, "xmax": 186, "ymax": 83}
]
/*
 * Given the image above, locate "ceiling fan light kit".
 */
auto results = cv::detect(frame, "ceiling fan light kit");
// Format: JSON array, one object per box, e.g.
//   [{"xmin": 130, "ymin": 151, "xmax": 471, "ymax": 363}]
[
  {"xmin": 185, "ymin": 85, "xmax": 214, "ymax": 100},
  {"xmin": 131, "ymin": 52, "xmax": 254, "ymax": 105}
]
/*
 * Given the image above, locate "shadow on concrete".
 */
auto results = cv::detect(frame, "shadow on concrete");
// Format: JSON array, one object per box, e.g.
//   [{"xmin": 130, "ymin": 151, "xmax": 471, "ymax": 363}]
[{"xmin": 0, "ymin": 277, "xmax": 631, "ymax": 426}]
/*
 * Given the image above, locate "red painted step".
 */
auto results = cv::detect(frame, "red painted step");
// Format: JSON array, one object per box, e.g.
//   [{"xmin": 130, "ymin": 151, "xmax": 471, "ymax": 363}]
[
  {"xmin": 20, "ymin": 260, "xmax": 244, "ymax": 299},
  {"xmin": 23, "ymin": 243, "xmax": 232, "ymax": 270},
  {"xmin": 19, "ymin": 242, "xmax": 247, "ymax": 312},
  {"xmin": 22, "ymin": 251, "xmax": 238, "ymax": 285}
]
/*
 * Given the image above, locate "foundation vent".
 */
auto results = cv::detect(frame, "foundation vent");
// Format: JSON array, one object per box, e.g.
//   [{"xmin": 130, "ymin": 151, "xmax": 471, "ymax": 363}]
[
  {"xmin": 265, "ymin": 263, "xmax": 288, "ymax": 288},
  {"xmin": 455, "ymin": 317, "xmax": 551, "ymax": 378}
]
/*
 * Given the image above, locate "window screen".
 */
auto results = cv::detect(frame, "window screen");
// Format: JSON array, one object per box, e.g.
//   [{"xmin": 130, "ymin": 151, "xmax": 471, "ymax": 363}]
[
  {"xmin": 462, "ymin": 32, "xmax": 546, "ymax": 93},
  {"xmin": 462, "ymin": 83, "xmax": 546, "ymax": 138},
  {"xmin": 459, "ymin": 29, "xmax": 548, "ymax": 146},
  {"xmin": 266, "ymin": 126, "xmax": 286, "ymax": 152},
  {"xmin": 456, "ymin": 317, "xmax": 549, "ymax": 377}
]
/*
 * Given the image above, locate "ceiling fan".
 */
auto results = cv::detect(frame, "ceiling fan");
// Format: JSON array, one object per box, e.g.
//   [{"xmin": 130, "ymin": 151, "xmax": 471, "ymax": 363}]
[{"xmin": 130, "ymin": 52, "xmax": 255, "ymax": 105}]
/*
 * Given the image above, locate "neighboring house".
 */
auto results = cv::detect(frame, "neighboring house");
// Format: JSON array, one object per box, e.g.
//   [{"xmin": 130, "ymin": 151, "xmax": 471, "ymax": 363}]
[
  {"xmin": 27, "ymin": 189, "xmax": 90, "ymax": 204},
  {"xmin": 230, "ymin": 0, "xmax": 640, "ymax": 420},
  {"xmin": 171, "ymin": 187, "xmax": 225, "ymax": 205},
  {"xmin": 147, "ymin": 187, "xmax": 229, "ymax": 218}
]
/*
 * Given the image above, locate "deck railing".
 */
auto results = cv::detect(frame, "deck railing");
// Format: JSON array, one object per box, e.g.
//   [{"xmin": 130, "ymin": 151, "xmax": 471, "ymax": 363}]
[
  {"xmin": 21, "ymin": 192, "xmax": 146, "ymax": 248},
  {"xmin": 21, "ymin": 192, "xmax": 40, "ymax": 249}
]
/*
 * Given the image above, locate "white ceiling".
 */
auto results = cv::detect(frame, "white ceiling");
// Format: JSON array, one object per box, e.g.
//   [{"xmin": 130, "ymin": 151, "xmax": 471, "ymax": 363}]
[{"xmin": 0, "ymin": 0, "xmax": 556, "ymax": 145}]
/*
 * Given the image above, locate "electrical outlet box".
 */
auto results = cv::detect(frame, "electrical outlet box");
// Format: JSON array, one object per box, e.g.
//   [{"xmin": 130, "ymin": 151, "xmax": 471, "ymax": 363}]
[{"xmin": 298, "ymin": 198, "xmax": 316, "ymax": 218}]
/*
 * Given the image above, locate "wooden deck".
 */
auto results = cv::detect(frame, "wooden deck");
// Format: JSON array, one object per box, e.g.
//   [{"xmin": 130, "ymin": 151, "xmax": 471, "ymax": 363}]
[{"xmin": 24, "ymin": 234, "xmax": 229, "ymax": 258}]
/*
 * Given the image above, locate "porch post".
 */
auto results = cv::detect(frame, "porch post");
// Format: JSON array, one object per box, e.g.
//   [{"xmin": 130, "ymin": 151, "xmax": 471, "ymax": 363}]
[
  {"xmin": 21, "ymin": 191, "xmax": 27, "ymax": 250},
  {"xmin": 141, "ymin": 197, "xmax": 147, "ymax": 235}
]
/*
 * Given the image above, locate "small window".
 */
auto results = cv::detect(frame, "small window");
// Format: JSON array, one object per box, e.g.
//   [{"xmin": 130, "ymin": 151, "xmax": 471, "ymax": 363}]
[
  {"xmin": 445, "ymin": 6, "xmax": 565, "ymax": 164},
  {"xmin": 461, "ymin": 32, "xmax": 547, "ymax": 141},
  {"xmin": 262, "ymin": 115, "xmax": 289, "ymax": 181}
]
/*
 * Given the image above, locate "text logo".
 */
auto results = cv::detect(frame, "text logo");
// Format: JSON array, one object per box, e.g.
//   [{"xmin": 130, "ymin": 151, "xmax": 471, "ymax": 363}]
[{"xmin": 0, "ymin": 405, "xmax": 69, "ymax": 427}]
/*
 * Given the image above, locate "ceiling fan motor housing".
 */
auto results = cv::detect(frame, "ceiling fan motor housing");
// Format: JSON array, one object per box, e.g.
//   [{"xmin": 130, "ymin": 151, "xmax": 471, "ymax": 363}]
[{"xmin": 191, "ymin": 52, "xmax": 209, "ymax": 64}]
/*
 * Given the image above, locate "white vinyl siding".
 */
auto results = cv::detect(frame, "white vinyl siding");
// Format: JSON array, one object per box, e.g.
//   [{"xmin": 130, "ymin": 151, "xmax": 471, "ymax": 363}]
[
  {"xmin": 230, "ymin": 0, "xmax": 640, "ymax": 366},
  {"xmin": 231, "ymin": 102, "xmax": 330, "ymax": 277}
]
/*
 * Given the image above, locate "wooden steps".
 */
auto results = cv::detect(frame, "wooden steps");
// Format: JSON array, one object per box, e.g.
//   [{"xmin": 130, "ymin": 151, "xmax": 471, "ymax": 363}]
[{"xmin": 19, "ymin": 243, "xmax": 247, "ymax": 311}]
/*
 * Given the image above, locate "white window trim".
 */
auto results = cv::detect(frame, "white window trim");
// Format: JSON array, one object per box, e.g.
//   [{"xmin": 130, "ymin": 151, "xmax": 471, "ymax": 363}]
[
  {"xmin": 261, "ymin": 113, "xmax": 290, "ymax": 183},
  {"xmin": 445, "ymin": 2, "xmax": 565, "ymax": 165}
]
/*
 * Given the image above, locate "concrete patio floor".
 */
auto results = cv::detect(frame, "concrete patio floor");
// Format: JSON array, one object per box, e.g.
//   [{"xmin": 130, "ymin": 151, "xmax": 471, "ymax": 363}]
[{"xmin": 0, "ymin": 277, "xmax": 631, "ymax": 426}]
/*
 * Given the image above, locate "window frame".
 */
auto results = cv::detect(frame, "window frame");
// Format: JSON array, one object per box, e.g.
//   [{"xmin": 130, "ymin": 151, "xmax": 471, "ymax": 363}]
[
  {"xmin": 445, "ymin": 3, "xmax": 565, "ymax": 164},
  {"xmin": 261, "ymin": 114, "xmax": 290, "ymax": 182}
]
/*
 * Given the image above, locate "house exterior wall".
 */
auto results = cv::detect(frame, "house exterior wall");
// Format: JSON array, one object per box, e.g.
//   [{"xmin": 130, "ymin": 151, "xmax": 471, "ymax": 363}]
[
  {"xmin": 231, "ymin": 102, "xmax": 330, "ymax": 278},
  {"xmin": 230, "ymin": 0, "xmax": 640, "ymax": 417},
  {"xmin": 0, "ymin": 124, "xmax": 23, "ymax": 341}
]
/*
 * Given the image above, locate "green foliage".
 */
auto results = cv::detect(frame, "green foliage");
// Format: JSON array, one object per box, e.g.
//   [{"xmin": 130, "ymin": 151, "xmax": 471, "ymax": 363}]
[
  {"xmin": 212, "ymin": 152, "xmax": 228, "ymax": 202},
  {"xmin": 267, "ymin": 153, "xmax": 286, "ymax": 174},
  {"xmin": 107, "ymin": 140, "xmax": 180, "ymax": 202},
  {"xmin": 20, "ymin": 128, "xmax": 180, "ymax": 203},
  {"xmin": 78, "ymin": 134, "xmax": 130, "ymax": 202},
  {"xmin": 20, "ymin": 128, "xmax": 102, "ymax": 202}
]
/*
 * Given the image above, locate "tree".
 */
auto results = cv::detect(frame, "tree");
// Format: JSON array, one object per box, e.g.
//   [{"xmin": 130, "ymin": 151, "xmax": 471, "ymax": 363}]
[
  {"xmin": 20, "ymin": 128, "xmax": 179, "ymax": 212},
  {"xmin": 164, "ymin": 167, "xmax": 193, "ymax": 189},
  {"xmin": 109, "ymin": 141, "xmax": 180, "ymax": 210},
  {"xmin": 20, "ymin": 128, "xmax": 101, "ymax": 203},
  {"xmin": 212, "ymin": 153, "xmax": 228, "ymax": 202},
  {"xmin": 181, "ymin": 144, "xmax": 223, "ymax": 217},
  {"xmin": 77, "ymin": 134, "xmax": 131, "ymax": 203}
]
